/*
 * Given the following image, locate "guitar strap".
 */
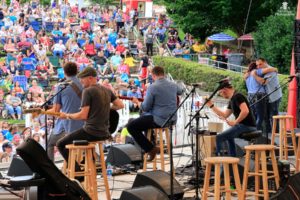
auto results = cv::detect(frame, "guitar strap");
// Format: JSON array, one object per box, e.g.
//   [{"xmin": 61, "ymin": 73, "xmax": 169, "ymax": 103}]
[{"xmin": 70, "ymin": 82, "xmax": 82, "ymax": 99}]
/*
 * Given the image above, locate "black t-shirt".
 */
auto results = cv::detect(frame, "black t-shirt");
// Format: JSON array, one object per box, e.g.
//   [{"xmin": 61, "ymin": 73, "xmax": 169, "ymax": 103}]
[
  {"xmin": 81, "ymin": 84, "xmax": 116, "ymax": 136},
  {"xmin": 227, "ymin": 92, "xmax": 255, "ymax": 127},
  {"xmin": 93, "ymin": 56, "xmax": 107, "ymax": 65}
]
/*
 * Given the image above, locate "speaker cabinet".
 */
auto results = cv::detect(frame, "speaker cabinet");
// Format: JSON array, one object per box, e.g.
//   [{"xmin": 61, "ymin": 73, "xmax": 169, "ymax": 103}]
[
  {"xmin": 8, "ymin": 155, "xmax": 33, "ymax": 176},
  {"xmin": 106, "ymin": 144, "xmax": 142, "ymax": 166},
  {"xmin": 132, "ymin": 170, "xmax": 184, "ymax": 199},
  {"xmin": 120, "ymin": 186, "xmax": 169, "ymax": 200}
]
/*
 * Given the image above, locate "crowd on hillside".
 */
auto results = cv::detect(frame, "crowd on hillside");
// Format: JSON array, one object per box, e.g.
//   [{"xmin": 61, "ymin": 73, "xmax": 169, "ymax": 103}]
[{"xmin": 0, "ymin": 0, "xmax": 175, "ymax": 162}]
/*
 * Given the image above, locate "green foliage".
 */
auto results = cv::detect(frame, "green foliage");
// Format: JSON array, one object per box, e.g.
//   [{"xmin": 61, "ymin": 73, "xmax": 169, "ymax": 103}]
[
  {"xmin": 90, "ymin": 0, "xmax": 115, "ymax": 5},
  {"xmin": 152, "ymin": 56, "xmax": 289, "ymax": 112},
  {"xmin": 254, "ymin": 12, "xmax": 295, "ymax": 75},
  {"xmin": 162, "ymin": 0, "xmax": 297, "ymax": 40}
]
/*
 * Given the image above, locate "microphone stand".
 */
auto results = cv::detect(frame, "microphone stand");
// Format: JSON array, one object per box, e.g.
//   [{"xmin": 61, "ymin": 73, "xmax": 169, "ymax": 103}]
[
  {"xmin": 39, "ymin": 84, "xmax": 69, "ymax": 154},
  {"xmin": 161, "ymin": 85, "xmax": 197, "ymax": 200},
  {"xmin": 250, "ymin": 76, "xmax": 293, "ymax": 144},
  {"xmin": 184, "ymin": 85, "xmax": 220, "ymax": 200}
]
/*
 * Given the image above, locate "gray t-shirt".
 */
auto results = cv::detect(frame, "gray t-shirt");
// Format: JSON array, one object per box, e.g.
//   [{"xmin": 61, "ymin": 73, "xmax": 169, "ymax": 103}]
[{"xmin": 81, "ymin": 84, "xmax": 117, "ymax": 136}]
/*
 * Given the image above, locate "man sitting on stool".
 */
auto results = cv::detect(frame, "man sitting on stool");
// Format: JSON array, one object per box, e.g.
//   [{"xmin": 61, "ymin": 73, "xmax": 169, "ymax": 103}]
[
  {"xmin": 206, "ymin": 78, "xmax": 256, "ymax": 157},
  {"xmin": 127, "ymin": 66, "xmax": 183, "ymax": 161}
]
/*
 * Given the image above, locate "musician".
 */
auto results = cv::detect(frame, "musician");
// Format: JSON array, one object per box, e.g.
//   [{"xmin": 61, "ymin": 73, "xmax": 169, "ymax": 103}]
[
  {"xmin": 47, "ymin": 62, "xmax": 84, "ymax": 161},
  {"xmin": 206, "ymin": 79, "xmax": 256, "ymax": 157},
  {"xmin": 127, "ymin": 66, "xmax": 183, "ymax": 161},
  {"xmin": 58, "ymin": 67, "xmax": 124, "ymax": 172}
]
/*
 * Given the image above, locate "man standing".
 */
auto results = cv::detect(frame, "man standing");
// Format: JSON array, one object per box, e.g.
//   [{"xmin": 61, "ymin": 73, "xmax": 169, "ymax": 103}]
[
  {"xmin": 47, "ymin": 62, "xmax": 84, "ymax": 161},
  {"xmin": 253, "ymin": 58, "xmax": 282, "ymax": 134},
  {"xmin": 58, "ymin": 67, "xmax": 124, "ymax": 169},
  {"xmin": 206, "ymin": 79, "xmax": 256, "ymax": 157},
  {"xmin": 127, "ymin": 66, "xmax": 183, "ymax": 161}
]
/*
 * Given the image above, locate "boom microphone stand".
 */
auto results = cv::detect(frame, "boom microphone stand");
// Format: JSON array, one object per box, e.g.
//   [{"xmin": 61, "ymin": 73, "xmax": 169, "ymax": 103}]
[
  {"xmin": 184, "ymin": 84, "xmax": 222, "ymax": 199},
  {"xmin": 161, "ymin": 85, "xmax": 198, "ymax": 200}
]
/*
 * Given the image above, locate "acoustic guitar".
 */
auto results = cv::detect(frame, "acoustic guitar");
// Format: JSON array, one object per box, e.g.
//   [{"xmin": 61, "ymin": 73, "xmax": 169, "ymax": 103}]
[{"xmin": 24, "ymin": 108, "xmax": 120, "ymax": 135}]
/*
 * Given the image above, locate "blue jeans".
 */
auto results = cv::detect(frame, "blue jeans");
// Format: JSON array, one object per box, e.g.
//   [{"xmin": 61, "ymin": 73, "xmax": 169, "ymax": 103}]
[
  {"xmin": 216, "ymin": 124, "xmax": 256, "ymax": 157},
  {"xmin": 266, "ymin": 98, "xmax": 281, "ymax": 133},
  {"xmin": 53, "ymin": 50, "xmax": 64, "ymax": 58},
  {"xmin": 248, "ymin": 93, "xmax": 267, "ymax": 131},
  {"xmin": 5, "ymin": 104, "xmax": 22, "ymax": 115}
]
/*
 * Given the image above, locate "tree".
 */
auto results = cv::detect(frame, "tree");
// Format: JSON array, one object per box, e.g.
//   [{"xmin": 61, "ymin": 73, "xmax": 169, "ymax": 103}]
[
  {"xmin": 163, "ymin": 0, "xmax": 297, "ymax": 40},
  {"xmin": 254, "ymin": 12, "xmax": 295, "ymax": 74}
]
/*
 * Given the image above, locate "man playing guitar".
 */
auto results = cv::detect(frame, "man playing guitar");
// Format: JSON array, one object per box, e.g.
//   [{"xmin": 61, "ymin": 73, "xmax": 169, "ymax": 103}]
[
  {"xmin": 58, "ymin": 67, "xmax": 124, "ymax": 174},
  {"xmin": 127, "ymin": 66, "xmax": 183, "ymax": 161}
]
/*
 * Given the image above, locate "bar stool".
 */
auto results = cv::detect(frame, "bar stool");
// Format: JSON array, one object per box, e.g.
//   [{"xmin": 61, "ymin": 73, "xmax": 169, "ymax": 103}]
[
  {"xmin": 66, "ymin": 143, "xmax": 98, "ymax": 200},
  {"xmin": 143, "ymin": 128, "xmax": 171, "ymax": 172},
  {"xmin": 202, "ymin": 156, "xmax": 242, "ymax": 200},
  {"xmin": 295, "ymin": 133, "xmax": 300, "ymax": 172},
  {"xmin": 242, "ymin": 145, "xmax": 280, "ymax": 200},
  {"xmin": 271, "ymin": 115, "xmax": 297, "ymax": 160},
  {"xmin": 91, "ymin": 141, "xmax": 111, "ymax": 200}
]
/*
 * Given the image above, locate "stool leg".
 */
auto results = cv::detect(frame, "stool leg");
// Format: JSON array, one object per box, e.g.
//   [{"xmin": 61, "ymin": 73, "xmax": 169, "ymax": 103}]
[
  {"xmin": 296, "ymin": 137, "xmax": 300, "ymax": 171},
  {"xmin": 214, "ymin": 163, "xmax": 221, "ymax": 200},
  {"xmin": 242, "ymin": 151, "xmax": 251, "ymax": 200},
  {"xmin": 68, "ymin": 150, "xmax": 76, "ymax": 179},
  {"xmin": 270, "ymin": 149, "xmax": 280, "ymax": 190},
  {"xmin": 261, "ymin": 151, "xmax": 269, "ymax": 200},
  {"xmin": 283, "ymin": 119, "xmax": 288, "ymax": 160},
  {"xmin": 232, "ymin": 163, "xmax": 242, "ymax": 200},
  {"xmin": 223, "ymin": 163, "xmax": 231, "ymax": 200},
  {"xmin": 165, "ymin": 129, "xmax": 174, "ymax": 177},
  {"xmin": 290, "ymin": 119, "xmax": 297, "ymax": 158},
  {"xmin": 202, "ymin": 163, "xmax": 211, "ymax": 200},
  {"xmin": 143, "ymin": 130, "xmax": 152, "ymax": 172},
  {"xmin": 271, "ymin": 118, "xmax": 277, "ymax": 145},
  {"xmin": 99, "ymin": 143, "xmax": 111, "ymax": 200},
  {"xmin": 87, "ymin": 149, "xmax": 98, "ymax": 200},
  {"xmin": 279, "ymin": 119, "xmax": 283, "ymax": 160},
  {"xmin": 159, "ymin": 129, "xmax": 165, "ymax": 171},
  {"xmin": 254, "ymin": 151, "xmax": 260, "ymax": 200},
  {"xmin": 153, "ymin": 129, "xmax": 158, "ymax": 170}
]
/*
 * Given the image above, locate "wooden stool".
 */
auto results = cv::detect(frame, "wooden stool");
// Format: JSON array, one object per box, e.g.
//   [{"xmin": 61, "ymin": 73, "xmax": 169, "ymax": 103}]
[
  {"xmin": 202, "ymin": 157, "xmax": 242, "ymax": 200},
  {"xmin": 242, "ymin": 145, "xmax": 280, "ymax": 200},
  {"xmin": 91, "ymin": 141, "xmax": 111, "ymax": 200},
  {"xmin": 271, "ymin": 115, "xmax": 297, "ymax": 160},
  {"xmin": 295, "ymin": 133, "xmax": 300, "ymax": 172},
  {"xmin": 66, "ymin": 143, "xmax": 98, "ymax": 200},
  {"xmin": 143, "ymin": 128, "xmax": 171, "ymax": 172}
]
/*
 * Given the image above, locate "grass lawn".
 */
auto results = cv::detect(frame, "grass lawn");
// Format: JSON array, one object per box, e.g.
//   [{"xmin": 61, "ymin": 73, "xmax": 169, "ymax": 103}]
[{"xmin": 1, "ymin": 118, "xmax": 25, "ymax": 125}]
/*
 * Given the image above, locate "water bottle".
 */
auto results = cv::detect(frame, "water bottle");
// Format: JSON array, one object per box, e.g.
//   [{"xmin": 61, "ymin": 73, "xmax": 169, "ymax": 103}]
[{"xmin": 106, "ymin": 162, "xmax": 113, "ymax": 179}]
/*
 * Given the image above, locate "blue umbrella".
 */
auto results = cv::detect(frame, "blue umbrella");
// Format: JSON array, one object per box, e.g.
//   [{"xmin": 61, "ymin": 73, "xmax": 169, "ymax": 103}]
[{"xmin": 208, "ymin": 32, "xmax": 236, "ymax": 41}]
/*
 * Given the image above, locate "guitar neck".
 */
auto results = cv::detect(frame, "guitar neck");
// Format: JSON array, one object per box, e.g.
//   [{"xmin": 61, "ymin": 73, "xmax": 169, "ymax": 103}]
[
  {"xmin": 118, "ymin": 96, "xmax": 144, "ymax": 102},
  {"xmin": 41, "ymin": 111, "xmax": 61, "ymax": 117}
]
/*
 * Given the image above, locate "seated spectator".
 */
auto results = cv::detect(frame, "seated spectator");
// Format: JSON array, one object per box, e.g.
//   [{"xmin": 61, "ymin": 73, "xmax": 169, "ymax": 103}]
[
  {"xmin": 93, "ymin": 51, "xmax": 107, "ymax": 76},
  {"xmin": 7, "ymin": 60, "xmax": 21, "ymax": 76},
  {"xmin": 17, "ymin": 37, "xmax": 32, "ymax": 53},
  {"xmin": 23, "ymin": 92, "xmax": 35, "ymax": 108},
  {"xmin": 168, "ymin": 27, "xmax": 178, "ymax": 38},
  {"xmin": 25, "ymin": 26, "xmax": 36, "ymax": 44},
  {"xmin": 51, "ymin": 40, "xmax": 66, "ymax": 58},
  {"xmin": 0, "ymin": 133, "xmax": 9, "ymax": 153},
  {"xmin": 12, "ymin": 81, "xmax": 25, "ymax": 98},
  {"xmin": 32, "ymin": 92, "xmax": 44, "ymax": 106},
  {"xmin": 127, "ymin": 86, "xmax": 142, "ymax": 112},
  {"xmin": 4, "ymin": 17, "xmax": 13, "ymax": 30},
  {"xmin": 67, "ymin": 39, "xmax": 80, "ymax": 53},
  {"xmin": 124, "ymin": 52, "xmax": 138, "ymax": 68},
  {"xmin": 35, "ymin": 44, "xmax": 47, "ymax": 62},
  {"xmin": 172, "ymin": 43, "xmax": 184, "ymax": 57},
  {"xmin": 29, "ymin": 79, "xmax": 44, "ymax": 97},
  {"xmin": 100, "ymin": 78, "xmax": 115, "ymax": 92},
  {"xmin": 192, "ymin": 40, "xmax": 206, "ymax": 54},
  {"xmin": 4, "ymin": 38, "xmax": 18, "ymax": 53},
  {"xmin": 105, "ymin": 41, "xmax": 115, "ymax": 57},
  {"xmin": 117, "ymin": 60, "xmax": 129, "ymax": 75},
  {"xmin": 110, "ymin": 51, "xmax": 122, "ymax": 73},
  {"xmin": 1, "ymin": 122, "xmax": 12, "ymax": 141},
  {"xmin": 115, "ymin": 41, "xmax": 126, "ymax": 55},
  {"xmin": 5, "ymin": 90, "xmax": 22, "ymax": 120},
  {"xmin": 52, "ymin": 26, "xmax": 63, "ymax": 37},
  {"xmin": 114, "ymin": 76, "xmax": 129, "ymax": 96},
  {"xmin": 1, "ymin": 142, "xmax": 13, "ymax": 162},
  {"xmin": 76, "ymin": 52, "xmax": 92, "ymax": 71},
  {"xmin": 167, "ymin": 36, "xmax": 177, "ymax": 50},
  {"xmin": 84, "ymin": 40, "xmax": 96, "ymax": 57}
]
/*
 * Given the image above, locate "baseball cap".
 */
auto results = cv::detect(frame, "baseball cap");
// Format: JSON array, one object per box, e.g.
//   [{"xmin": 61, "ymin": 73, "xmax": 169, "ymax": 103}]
[
  {"xmin": 218, "ymin": 78, "xmax": 232, "ymax": 90},
  {"xmin": 77, "ymin": 67, "xmax": 97, "ymax": 78}
]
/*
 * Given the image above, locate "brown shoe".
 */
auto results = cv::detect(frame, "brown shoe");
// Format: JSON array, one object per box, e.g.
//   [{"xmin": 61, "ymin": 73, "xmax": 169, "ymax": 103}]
[{"xmin": 147, "ymin": 147, "xmax": 160, "ymax": 161}]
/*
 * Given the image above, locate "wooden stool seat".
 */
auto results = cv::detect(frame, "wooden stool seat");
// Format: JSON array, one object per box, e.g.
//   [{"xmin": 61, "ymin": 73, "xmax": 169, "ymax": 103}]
[
  {"xmin": 143, "ymin": 127, "xmax": 172, "ymax": 172},
  {"xmin": 242, "ymin": 144, "xmax": 280, "ymax": 200},
  {"xmin": 202, "ymin": 156, "xmax": 242, "ymax": 200},
  {"xmin": 244, "ymin": 144, "xmax": 275, "ymax": 151},
  {"xmin": 204, "ymin": 156, "xmax": 239, "ymax": 164},
  {"xmin": 271, "ymin": 115, "xmax": 296, "ymax": 160},
  {"xmin": 66, "ymin": 143, "xmax": 98, "ymax": 200}
]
